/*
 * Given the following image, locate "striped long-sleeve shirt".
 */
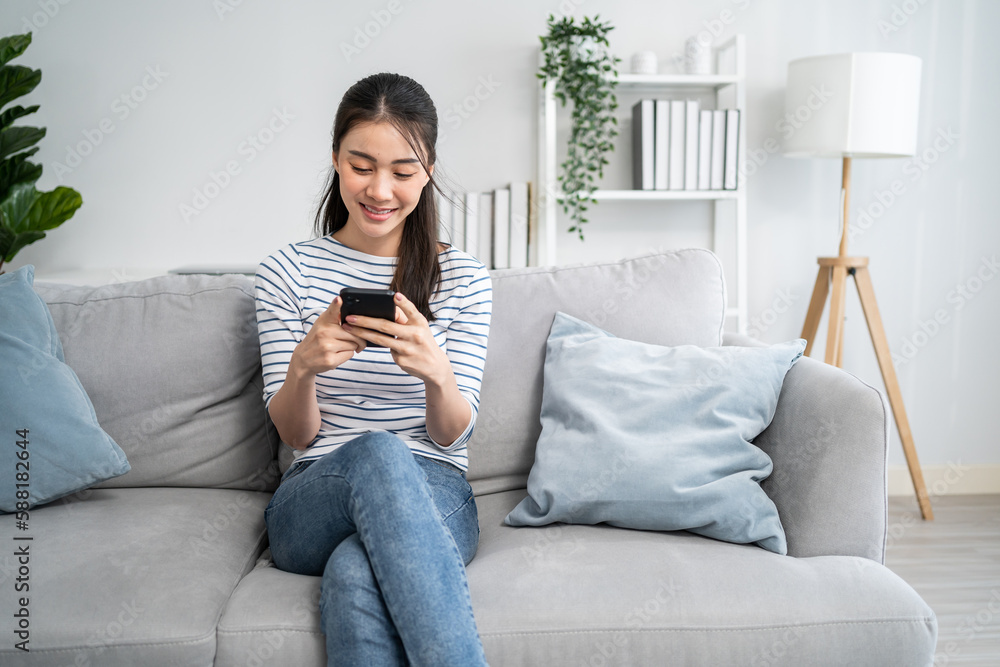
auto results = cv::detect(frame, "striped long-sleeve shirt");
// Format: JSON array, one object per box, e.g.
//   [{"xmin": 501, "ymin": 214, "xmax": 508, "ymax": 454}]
[{"xmin": 254, "ymin": 236, "xmax": 492, "ymax": 472}]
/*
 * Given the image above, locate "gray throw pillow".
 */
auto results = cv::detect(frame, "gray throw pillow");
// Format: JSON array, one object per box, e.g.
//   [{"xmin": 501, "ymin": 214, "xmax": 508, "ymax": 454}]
[{"xmin": 504, "ymin": 312, "xmax": 805, "ymax": 555}]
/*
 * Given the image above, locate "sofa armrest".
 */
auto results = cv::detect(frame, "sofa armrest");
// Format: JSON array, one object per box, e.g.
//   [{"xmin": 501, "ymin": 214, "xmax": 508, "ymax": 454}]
[{"xmin": 725, "ymin": 334, "xmax": 889, "ymax": 563}]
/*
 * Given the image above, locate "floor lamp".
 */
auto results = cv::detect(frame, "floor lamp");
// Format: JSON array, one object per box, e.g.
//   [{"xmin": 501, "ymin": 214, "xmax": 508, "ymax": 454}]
[{"xmin": 783, "ymin": 52, "xmax": 934, "ymax": 520}]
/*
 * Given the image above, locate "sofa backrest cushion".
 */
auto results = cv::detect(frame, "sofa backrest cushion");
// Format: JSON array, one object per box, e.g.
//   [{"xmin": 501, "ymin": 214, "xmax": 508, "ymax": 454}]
[
  {"xmin": 468, "ymin": 249, "xmax": 726, "ymax": 491},
  {"xmin": 34, "ymin": 274, "xmax": 280, "ymax": 492}
]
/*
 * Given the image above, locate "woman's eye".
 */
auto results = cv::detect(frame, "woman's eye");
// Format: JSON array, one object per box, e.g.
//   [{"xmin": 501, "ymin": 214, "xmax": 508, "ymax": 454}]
[
  {"xmin": 351, "ymin": 166, "xmax": 371, "ymax": 174},
  {"xmin": 395, "ymin": 173, "xmax": 415, "ymax": 179}
]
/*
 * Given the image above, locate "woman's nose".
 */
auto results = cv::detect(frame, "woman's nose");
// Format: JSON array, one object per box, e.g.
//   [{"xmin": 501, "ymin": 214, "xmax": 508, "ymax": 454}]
[{"xmin": 366, "ymin": 172, "xmax": 392, "ymax": 202}]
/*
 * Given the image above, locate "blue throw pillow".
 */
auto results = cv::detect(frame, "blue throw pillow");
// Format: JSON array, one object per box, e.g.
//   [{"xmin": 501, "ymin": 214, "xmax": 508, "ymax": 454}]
[
  {"xmin": 504, "ymin": 312, "xmax": 805, "ymax": 555},
  {"xmin": 0, "ymin": 265, "xmax": 130, "ymax": 512}
]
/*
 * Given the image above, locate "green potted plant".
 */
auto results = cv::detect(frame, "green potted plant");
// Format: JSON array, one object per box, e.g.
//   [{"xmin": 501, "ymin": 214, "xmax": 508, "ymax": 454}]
[
  {"xmin": 0, "ymin": 32, "xmax": 82, "ymax": 274},
  {"xmin": 537, "ymin": 14, "xmax": 621, "ymax": 240}
]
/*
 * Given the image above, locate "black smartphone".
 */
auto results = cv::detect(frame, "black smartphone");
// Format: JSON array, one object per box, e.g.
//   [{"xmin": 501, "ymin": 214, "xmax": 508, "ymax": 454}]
[{"xmin": 339, "ymin": 287, "xmax": 396, "ymax": 347}]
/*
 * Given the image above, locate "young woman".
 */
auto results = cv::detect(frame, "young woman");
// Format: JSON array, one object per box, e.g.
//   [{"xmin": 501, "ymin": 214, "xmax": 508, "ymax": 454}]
[{"xmin": 254, "ymin": 72, "xmax": 491, "ymax": 666}]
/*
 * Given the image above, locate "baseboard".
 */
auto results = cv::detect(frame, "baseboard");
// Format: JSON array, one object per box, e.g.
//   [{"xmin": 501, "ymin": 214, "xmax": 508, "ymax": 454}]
[{"xmin": 888, "ymin": 463, "xmax": 1000, "ymax": 496}]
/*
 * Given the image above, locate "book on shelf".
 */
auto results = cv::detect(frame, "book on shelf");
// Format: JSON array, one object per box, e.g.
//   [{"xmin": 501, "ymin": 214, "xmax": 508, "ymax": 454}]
[
  {"xmin": 698, "ymin": 109, "xmax": 712, "ymax": 190},
  {"xmin": 477, "ymin": 192, "xmax": 493, "ymax": 267},
  {"xmin": 436, "ymin": 190, "xmax": 454, "ymax": 249},
  {"xmin": 451, "ymin": 194, "xmax": 466, "ymax": 252},
  {"xmin": 463, "ymin": 192, "xmax": 478, "ymax": 258},
  {"xmin": 631, "ymin": 99, "xmax": 655, "ymax": 191},
  {"xmin": 668, "ymin": 99, "xmax": 685, "ymax": 190},
  {"xmin": 654, "ymin": 99, "xmax": 670, "ymax": 190},
  {"xmin": 684, "ymin": 99, "xmax": 699, "ymax": 190},
  {"xmin": 724, "ymin": 109, "xmax": 740, "ymax": 190},
  {"xmin": 492, "ymin": 187, "xmax": 510, "ymax": 269},
  {"xmin": 508, "ymin": 181, "xmax": 529, "ymax": 269},
  {"xmin": 628, "ymin": 99, "xmax": 741, "ymax": 194},
  {"xmin": 445, "ymin": 183, "xmax": 532, "ymax": 268},
  {"xmin": 710, "ymin": 110, "xmax": 726, "ymax": 191}
]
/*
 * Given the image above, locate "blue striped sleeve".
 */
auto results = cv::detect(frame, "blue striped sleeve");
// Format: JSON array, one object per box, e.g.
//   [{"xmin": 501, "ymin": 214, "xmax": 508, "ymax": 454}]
[
  {"xmin": 254, "ymin": 248, "xmax": 304, "ymax": 409},
  {"xmin": 431, "ymin": 262, "xmax": 492, "ymax": 451}
]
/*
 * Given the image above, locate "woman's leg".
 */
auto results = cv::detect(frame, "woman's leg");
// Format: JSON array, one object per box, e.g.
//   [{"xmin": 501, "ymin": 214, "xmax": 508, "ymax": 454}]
[
  {"xmin": 323, "ymin": 533, "xmax": 407, "ymax": 664},
  {"xmin": 264, "ymin": 432, "xmax": 487, "ymax": 666}
]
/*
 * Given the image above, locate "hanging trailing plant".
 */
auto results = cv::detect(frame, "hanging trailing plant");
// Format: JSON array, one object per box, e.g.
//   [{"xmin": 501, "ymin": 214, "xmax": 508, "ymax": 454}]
[
  {"xmin": 538, "ymin": 14, "xmax": 620, "ymax": 240},
  {"xmin": 0, "ymin": 32, "xmax": 83, "ymax": 274}
]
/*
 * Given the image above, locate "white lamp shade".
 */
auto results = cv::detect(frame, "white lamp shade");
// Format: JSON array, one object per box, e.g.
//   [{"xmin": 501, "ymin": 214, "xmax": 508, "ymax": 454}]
[{"xmin": 783, "ymin": 52, "xmax": 922, "ymax": 158}]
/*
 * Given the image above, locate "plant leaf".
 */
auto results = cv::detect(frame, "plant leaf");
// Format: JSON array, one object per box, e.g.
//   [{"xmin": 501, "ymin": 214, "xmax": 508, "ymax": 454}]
[
  {"xmin": 0, "ymin": 181, "xmax": 39, "ymax": 233},
  {"xmin": 27, "ymin": 186, "xmax": 83, "ymax": 231},
  {"xmin": 0, "ymin": 147, "xmax": 41, "ymax": 201},
  {"xmin": 0, "ymin": 34, "xmax": 32, "ymax": 68},
  {"xmin": 0, "ymin": 65, "xmax": 42, "ymax": 110},
  {"xmin": 0, "ymin": 104, "xmax": 39, "ymax": 131},
  {"xmin": 0, "ymin": 125, "xmax": 45, "ymax": 161},
  {"xmin": 1, "ymin": 229, "xmax": 46, "ymax": 263}
]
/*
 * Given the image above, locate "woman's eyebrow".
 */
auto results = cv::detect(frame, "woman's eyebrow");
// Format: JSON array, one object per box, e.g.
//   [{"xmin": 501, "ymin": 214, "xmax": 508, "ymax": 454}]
[{"xmin": 348, "ymin": 149, "xmax": 420, "ymax": 165}]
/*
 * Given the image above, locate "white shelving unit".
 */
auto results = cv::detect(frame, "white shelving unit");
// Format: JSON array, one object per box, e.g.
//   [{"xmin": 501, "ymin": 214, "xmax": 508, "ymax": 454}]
[{"xmin": 535, "ymin": 34, "xmax": 748, "ymax": 333}]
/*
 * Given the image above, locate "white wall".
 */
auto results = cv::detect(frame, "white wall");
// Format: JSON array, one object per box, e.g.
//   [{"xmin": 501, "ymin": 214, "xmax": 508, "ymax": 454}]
[{"xmin": 4, "ymin": 0, "xmax": 998, "ymax": 471}]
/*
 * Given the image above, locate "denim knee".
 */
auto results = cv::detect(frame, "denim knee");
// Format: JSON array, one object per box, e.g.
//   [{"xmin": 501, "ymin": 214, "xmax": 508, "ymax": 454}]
[{"xmin": 336, "ymin": 432, "xmax": 420, "ymax": 481}]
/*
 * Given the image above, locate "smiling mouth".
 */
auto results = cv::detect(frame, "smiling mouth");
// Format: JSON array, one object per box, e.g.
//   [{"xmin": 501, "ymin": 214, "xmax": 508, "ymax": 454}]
[{"xmin": 362, "ymin": 203, "xmax": 397, "ymax": 215}]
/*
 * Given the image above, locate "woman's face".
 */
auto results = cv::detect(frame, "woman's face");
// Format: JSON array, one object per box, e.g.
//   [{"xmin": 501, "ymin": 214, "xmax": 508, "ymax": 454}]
[{"xmin": 332, "ymin": 120, "xmax": 433, "ymax": 256}]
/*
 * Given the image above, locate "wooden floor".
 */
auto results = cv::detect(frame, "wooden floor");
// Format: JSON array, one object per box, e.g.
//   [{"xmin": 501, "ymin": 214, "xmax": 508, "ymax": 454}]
[{"xmin": 885, "ymin": 494, "xmax": 1000, "ymax": 666}]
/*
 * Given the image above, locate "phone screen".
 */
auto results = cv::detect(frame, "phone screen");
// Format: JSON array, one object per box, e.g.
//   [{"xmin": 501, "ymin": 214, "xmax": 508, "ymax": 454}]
[{"xmin": 339, "ymin": 287, "xmax": 396, "ymax": 347}]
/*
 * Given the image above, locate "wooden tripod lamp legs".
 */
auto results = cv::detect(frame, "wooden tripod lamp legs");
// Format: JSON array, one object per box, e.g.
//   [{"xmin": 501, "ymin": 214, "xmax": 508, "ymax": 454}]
[{"xmin": 801, "ymin": 257, "xmax": 934, "ymax": 520}]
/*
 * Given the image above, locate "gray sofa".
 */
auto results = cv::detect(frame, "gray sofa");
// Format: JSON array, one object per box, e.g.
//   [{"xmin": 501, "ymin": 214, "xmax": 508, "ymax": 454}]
[{"xmin": 1, "ymin": 248, "xmax": 936, "ymax": 666}]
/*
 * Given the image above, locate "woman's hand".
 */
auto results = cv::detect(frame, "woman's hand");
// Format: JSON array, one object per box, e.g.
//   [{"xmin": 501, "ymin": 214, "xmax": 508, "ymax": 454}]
[
  {"xmin": 290, "ymin": 296, "xmax": 368, "ymax": 378},
  {"xmin": 342, "ymin": 292, "xmax": 450, "ymax": 385},
  {"xmin": 343, "ymin": 292, "xmax": 472, "ymax": 448},
  {"xmin": 269, "ymin": 297, "xmax": 368, "ymax": 450}
]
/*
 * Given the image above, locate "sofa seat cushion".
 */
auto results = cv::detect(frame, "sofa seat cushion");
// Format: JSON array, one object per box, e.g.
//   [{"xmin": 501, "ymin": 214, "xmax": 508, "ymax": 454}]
[
  {"xmin": 215, "ymin": 567, "xmax": 325, "ymax": 667},
  {"xmin": 470, "ymin": 490, "xmax": 937, "ymax": 666},
  {"xmin": 0, "ymin": 487, "xmax": 270, "ymax": 667},
  {"xmin": 214, "ymin": 489, "xmax": 936, "ymax": 667}
]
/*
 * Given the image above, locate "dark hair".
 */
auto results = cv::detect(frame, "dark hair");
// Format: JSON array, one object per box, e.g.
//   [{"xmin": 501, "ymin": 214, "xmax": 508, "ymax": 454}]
[{"xmin": 314, "ymin": 72, "xmax": 441, "ymax": 321}]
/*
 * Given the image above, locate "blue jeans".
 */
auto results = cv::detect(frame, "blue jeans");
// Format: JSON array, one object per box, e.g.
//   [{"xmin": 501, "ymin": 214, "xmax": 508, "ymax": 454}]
[{"xmin": 264, "ymin": 431, "xmax": 488, "ymax": 666}]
